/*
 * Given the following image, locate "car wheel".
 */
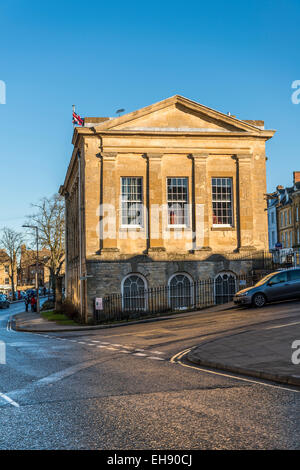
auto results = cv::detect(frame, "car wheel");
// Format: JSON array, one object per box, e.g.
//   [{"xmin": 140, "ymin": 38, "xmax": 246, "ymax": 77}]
[{"xmin": 252, "ymin": 293, "xmax": 266, "ymax": 308}]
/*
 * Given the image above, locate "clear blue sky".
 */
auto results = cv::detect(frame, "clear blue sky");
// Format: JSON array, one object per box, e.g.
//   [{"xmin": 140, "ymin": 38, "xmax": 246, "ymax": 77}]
[{"xmin": 1, "ymin": 0, "xmax": 300, "ymax": 232}]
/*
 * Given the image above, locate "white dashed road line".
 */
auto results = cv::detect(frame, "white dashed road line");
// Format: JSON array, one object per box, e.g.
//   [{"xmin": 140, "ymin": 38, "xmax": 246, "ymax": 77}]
[
  {"xmin": 0, "ymin": 391, "xmax": 20, "ymax": 408},
  {"xmin": 34, "ymin": 333, "xmax": 166, "ymax": 362}
]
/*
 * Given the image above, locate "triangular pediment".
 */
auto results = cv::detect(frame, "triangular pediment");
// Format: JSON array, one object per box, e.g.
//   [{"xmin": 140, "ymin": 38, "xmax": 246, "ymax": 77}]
[{"xmin": 93, "ymin": 95, "xmax": 264, "ymax": 134}]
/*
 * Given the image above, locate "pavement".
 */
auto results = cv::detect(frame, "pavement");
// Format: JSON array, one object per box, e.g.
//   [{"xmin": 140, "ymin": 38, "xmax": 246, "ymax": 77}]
[
  {"xmin": 188, "ymin": 318, "xmax": 300, "ymax": 386},
  {"xmin": 0, "ymin": 298, "xmax": 299, "ymax": 449}
]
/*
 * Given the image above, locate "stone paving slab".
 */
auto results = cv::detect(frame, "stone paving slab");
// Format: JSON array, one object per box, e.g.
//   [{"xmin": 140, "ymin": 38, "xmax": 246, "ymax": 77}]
[{"xmin": 188, "ymin": 322, "xmax": 300, "ymax": 386}]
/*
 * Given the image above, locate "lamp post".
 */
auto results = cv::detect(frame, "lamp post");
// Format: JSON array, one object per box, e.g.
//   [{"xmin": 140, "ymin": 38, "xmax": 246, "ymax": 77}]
[{"xmin": 22, "ymin": 225, "xmax": 40, "ymax": 314}]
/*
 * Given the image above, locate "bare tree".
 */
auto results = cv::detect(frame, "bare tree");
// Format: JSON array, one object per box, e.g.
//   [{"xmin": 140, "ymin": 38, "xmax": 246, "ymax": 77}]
[
  {"xmin": 0, "ymin": 228, "xmax": 23, "ymax": 300},
  {"xmin": 26, "ymin": 194, "xmax": 65, "ymax": 298}
]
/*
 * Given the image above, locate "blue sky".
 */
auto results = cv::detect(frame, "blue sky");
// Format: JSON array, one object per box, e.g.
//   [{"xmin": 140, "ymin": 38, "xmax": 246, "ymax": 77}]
[{"xmin": 0, "ymin": 0, "xmax": 300, "ymax": 231}]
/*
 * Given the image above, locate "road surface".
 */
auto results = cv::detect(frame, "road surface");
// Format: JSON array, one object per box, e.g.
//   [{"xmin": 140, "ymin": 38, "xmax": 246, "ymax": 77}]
[{"xmin": 0, "ymin": 299, "xmax": 299, "ymax": 449}]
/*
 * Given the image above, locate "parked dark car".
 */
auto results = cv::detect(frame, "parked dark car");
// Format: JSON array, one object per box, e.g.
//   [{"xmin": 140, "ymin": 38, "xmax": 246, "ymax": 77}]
[
  {"xmin": 0, "ymin": 294, "xmax": 10, "ymax": 309},
  {"xmin": 234, "ymin": 268, "xmax": 300, "ymax": 308}
]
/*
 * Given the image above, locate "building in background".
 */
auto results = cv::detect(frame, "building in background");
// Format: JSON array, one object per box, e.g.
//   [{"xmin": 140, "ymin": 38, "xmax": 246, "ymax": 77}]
[
  {"xmin": 60, "ymin": 95, "xmax": 275, "ymax": 322},
  {"xmin": 18, "ymin": 245, "xmax": 50, "ymax": 289},
  {"xmin": 267, "ymin": 190, "xmax": 280, "ymax": 251},
  {"xmin": 0, "ymin": 250, "xmax": 11, "ymax": 294},
  {"xmin": 267, "ymin": 172, "xmax": 300, "ymax": 265}
]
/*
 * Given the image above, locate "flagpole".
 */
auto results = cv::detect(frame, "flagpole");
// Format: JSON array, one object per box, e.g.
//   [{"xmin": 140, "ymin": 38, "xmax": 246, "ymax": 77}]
[{"xmin": 72, "ymin": 104, "xmax": 75, "ymax": 129}]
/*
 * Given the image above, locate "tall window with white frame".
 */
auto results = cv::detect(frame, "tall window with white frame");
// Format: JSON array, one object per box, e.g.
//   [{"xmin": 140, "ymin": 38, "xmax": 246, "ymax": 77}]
[
  {"xmin": 212, "ymin": 178, "xmax": 233, "ymax": 227},
  {"xmin": 121, "ymin": 177, "xmax": 143, "ymax": 227},
  {"xmin": 167, "ymin": 177, "xmax": 189, "ymax": 227}
]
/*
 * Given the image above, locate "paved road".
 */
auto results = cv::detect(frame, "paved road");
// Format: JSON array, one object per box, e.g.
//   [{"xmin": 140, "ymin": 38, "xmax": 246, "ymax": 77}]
[{"xmin": 0, "ymin": 300, "xmax": 299, "ymax": 449}]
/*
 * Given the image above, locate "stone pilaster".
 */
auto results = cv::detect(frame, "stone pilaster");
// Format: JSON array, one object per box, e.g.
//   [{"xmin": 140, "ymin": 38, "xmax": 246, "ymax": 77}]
[
  {"xmin": 147, "ymin": 154, "xmax": 166, "ymax": 252},
  {"xmin": 191, "ymin": 153, "xmax": 211, "ymax": 251},
  {"xmin": 100, "ymin": 152, "xmax": 119, "ymax": 252},
  {"xmin": 236, "ymin": 154, "xmax": 255, "ymax": 252}
]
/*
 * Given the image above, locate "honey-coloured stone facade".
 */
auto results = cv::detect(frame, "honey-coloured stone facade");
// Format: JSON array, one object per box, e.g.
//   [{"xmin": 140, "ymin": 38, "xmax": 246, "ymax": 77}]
[{"xmin": 60, "ymin": 95, "xmax": 275, "ymax": 322}]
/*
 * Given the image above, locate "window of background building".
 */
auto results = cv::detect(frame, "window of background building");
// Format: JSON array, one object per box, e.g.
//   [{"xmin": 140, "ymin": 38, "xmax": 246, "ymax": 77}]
[
  {"xmin": 4, "ymin": 266, "xmax": 8, "ymax": 273},
  {"xmin": 290, "ymin": 231, "xmax": 293, "ymax": 247},
  {"xmin": 271, "ymin": 212, "xmax": 275, "ymax": 224},
  {"xmin": 121, "ymin": 177, "xmax": 143, "ymax": 227},
  {"xmin": 281, "ymin": 213, "xmax": 284, "ymax": 227},
  {"xmin": 271, "ymin": 231, "xmax": 275, "ymax": 245},
  {"xmin": 285, "ymin": 232, "xmax": 288, "ymax": 248},
  {"xmin": 298, "ymin": 228, "xmax": 300, "ymax": 244},
  {"xmin": 5, "ymin": 278, "xmax": 9, "ymax": 285},
  {"xmin": 289, "ymin": 209, "xmax": 292, "ymax": 225},
  {"xmin": 297, "ymin": 206, "xmax": 299, "ymax": 222},
  {"xmin": 284, "ymin": 211, "xmax": 287, "ymax": 226},
  {"xmin": 167, "ymin": 177, "xmax": 189, "ymax": 226},
  {"xmin": 212, "ymin": 178, "xmax": 233, "ymax": 226}
]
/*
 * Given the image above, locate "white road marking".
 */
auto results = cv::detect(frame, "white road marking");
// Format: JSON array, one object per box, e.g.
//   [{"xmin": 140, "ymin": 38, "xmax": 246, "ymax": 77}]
[
  {"xmin": 97, "ymin": 345, "xmax": 106, "ymax": 348},
  {"xmin": 90, "ymin": 340, "xmax": 100, "ymax": 343},
  {"xmin": 0, "ymin": 391, "xmax": 20, "ymax": 408},
  {"xmin": 120, "ymin": 350, "xmax": 131, "ymax": 354},
  {"xmin": 133, "ymin": 353, "xmax": 147, "ymax": 357},
  {"xmin": 135, "ymin": 348, "xmax": 145, "ymax": 352},
  {"xmin": 152, "ymin": 351, "xmax": 164, "ymax": 355},
  {"xmin": 171, "ymin": 349, "xmax": 300, "ymax": 393},
  {"xmin": 265, "ymin": 321, "xmax": 300, "ymax": 330},
  {"xmin": 35, "ymin": 358, "xmax": 106, "ymax": 386},
  {"xmin": 106, "ymin": 347, "xmax": 118, "ymax": 351},
  {"xmin": 148, "ymin": 356, "xmax": 165, "ymax": 361}
]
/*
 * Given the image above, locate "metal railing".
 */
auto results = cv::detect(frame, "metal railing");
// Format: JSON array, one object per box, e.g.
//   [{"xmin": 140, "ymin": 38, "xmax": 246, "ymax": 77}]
[{"xmin": 94, "ymin": 273, "xmax": 263, "ymax": 324}]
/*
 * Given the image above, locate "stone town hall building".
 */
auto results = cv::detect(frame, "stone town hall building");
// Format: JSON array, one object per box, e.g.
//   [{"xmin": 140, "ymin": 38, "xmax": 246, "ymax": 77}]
[{"xmin": 60, "ymin": 95, "xmax": 275, "ymax": 322}]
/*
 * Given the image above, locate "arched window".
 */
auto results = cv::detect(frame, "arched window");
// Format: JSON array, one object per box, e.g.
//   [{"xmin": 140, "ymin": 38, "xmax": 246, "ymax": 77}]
[
  {"xmin": 214, "ymin": 272, "xmax": 236, "ymax": 304},
  {"xmin": 168, "ymin": 273, "xmax": 193, "ymax": 309},
  {"xmin": 122, "ymin": 274, "xmax": 147, "ymax": 311}
]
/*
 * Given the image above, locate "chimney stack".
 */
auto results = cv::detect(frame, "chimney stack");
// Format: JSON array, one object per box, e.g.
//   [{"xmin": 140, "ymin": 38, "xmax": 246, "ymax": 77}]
[{"xmin": 293, "ymin": 171, "xmax": 300, "ymax": 184}]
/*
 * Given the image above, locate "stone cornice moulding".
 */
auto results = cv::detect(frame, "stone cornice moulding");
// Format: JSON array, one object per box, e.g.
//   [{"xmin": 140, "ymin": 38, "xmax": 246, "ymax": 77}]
[
  {"xmin": 146, "ymin": 153, "xmax": 163, "ymax": 160},
  {"xmin": 236, "ymin": 153, "xmax": 253, "ymax": 162},
  {"xmin": 191, "ymin": 153, "xmax": 209, "ymax": 161},
  {"xmin": 101, "ymin": 152, "xmax": 118, "ymax": 161}
]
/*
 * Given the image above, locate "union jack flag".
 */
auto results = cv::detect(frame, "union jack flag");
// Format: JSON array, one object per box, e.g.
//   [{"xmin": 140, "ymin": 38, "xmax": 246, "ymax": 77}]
[{"xmin": 72, "ymin": 111, "xmax": 84, "ymax": 126}]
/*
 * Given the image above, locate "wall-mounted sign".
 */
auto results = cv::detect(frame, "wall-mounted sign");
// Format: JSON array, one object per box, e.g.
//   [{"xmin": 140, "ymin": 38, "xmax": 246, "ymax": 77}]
[{"xmin": 95, "ymin": 297, "xmax": 103, "ymax": 310}]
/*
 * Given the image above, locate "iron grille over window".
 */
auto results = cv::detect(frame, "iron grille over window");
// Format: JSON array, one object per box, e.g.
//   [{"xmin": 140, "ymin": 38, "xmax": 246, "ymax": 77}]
[
  {"xmin": 121, "ymin": 177, "xmax": 143, "ymax": 226},
  {"xmin": 169, "ymin": 274, "xmax": 192, "ymax": 308},
  {"xmin": 214, "ymin": 273, "xmax": 236, "ymax": 304},
  {"xmin": 123, "ymin": 275, "xmax": 146, "ymax": 310},
  {"xmin": 212, "ymin": 178, "xmax": 233, "ymax": 226},
  {"xmin": 167, "ymin": 178, "xmax": 189, "ymax": 226}
]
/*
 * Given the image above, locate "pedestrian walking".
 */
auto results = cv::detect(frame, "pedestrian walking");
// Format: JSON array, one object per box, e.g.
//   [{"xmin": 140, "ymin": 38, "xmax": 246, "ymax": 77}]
[
  {"xmin": 31, "ymin": 295, "xmax": 37, "ymax": 312},
  {"xmin": 25, "ymin": 296, "xmax": 29, "ymax": 312}
]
